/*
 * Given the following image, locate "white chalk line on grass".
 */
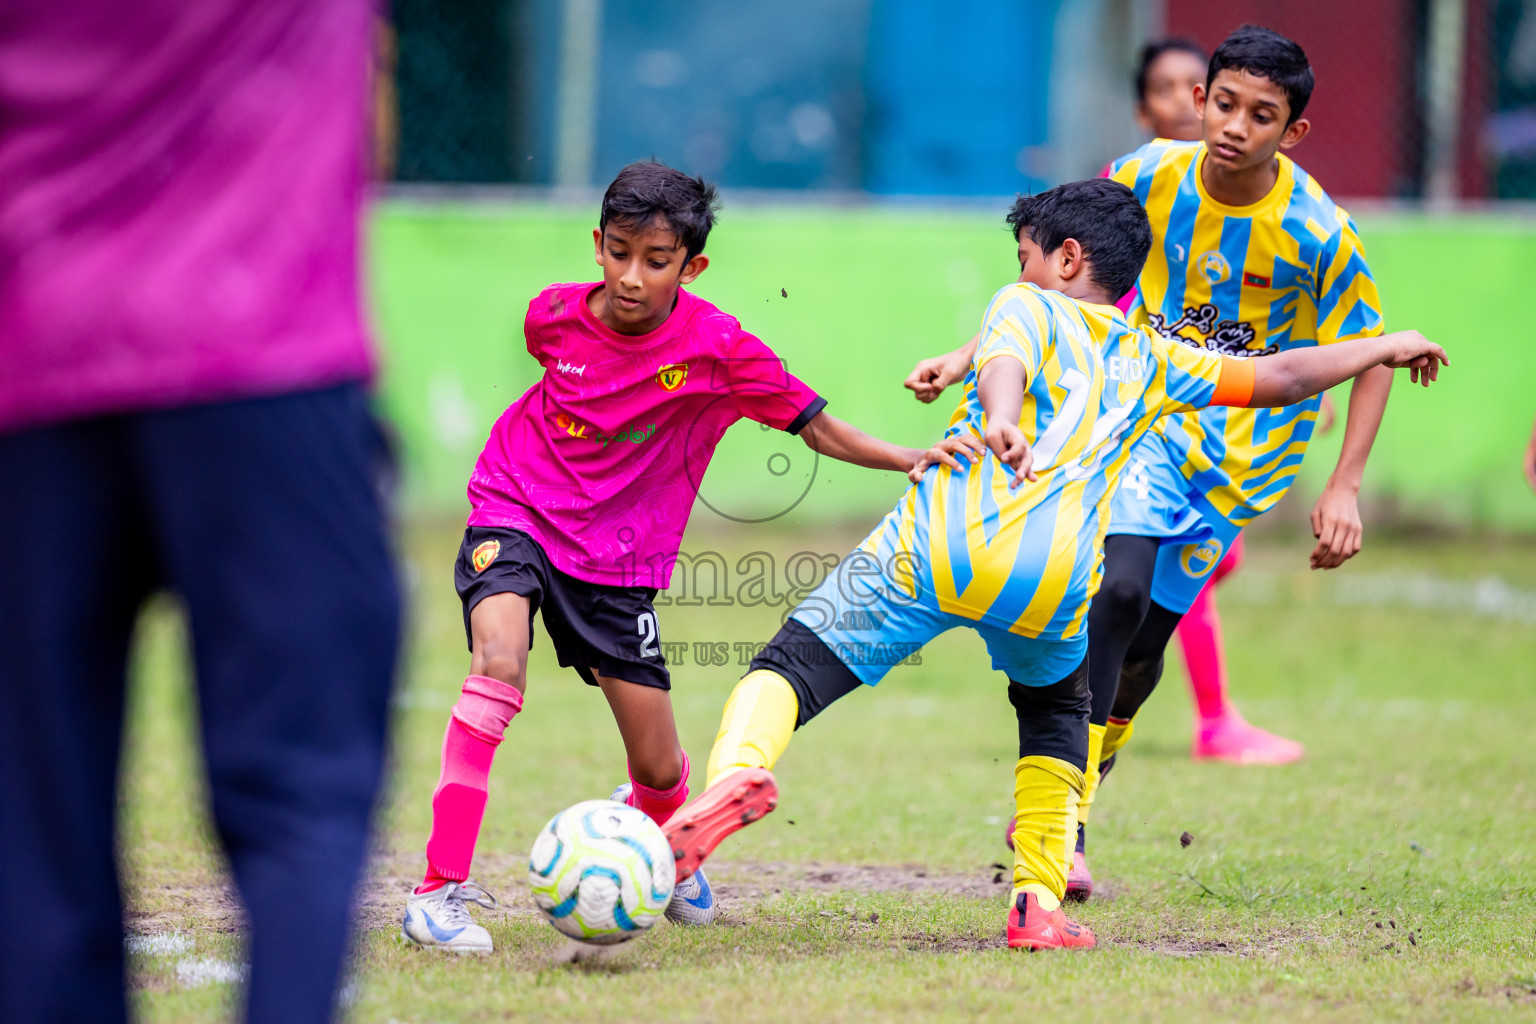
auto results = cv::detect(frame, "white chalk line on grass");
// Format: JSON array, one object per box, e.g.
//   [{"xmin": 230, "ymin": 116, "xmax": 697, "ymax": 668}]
[
  {"xmin": 125, "ymin": 932, "xmax": 193, "ymax": 957},
  {"xmin": 128, "ymin": 931, "xmax": 361, "ymax": 1001},
  {"xmin": 174, "ymin": 957, "xmax": 248, "ymax": 989},
  {"xmin": 1230, "ymin": 570, "xmax": 1536, "ymax": 624}
]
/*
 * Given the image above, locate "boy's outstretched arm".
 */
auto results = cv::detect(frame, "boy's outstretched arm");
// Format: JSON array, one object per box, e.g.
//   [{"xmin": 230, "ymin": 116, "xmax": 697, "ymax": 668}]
[
  {"xmin": 797, "ymin": 411, "xmax": 925, "ymax": 473},
  {"xmin": 905, "ymin": 333, "xmax": 980, "ymax": 403},
  {"xmin": 1236, "ymin": 330, "xmax": 1445, "ymax": 408},
  {"xmin": 1214, "ymin": 329, "xmax": 1447, "ymax": 568}
]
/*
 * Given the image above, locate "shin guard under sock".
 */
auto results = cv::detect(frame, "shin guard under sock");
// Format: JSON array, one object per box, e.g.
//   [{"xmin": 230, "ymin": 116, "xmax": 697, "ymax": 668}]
[
  {"xmin": 626, "ymin": 752, "xmax": 691, "ymax": 826},
  {"xmin": 1076, "ymin": 723, "xmax": 1107, "ymax": 826},
  {"xmin": 1010, "ymin": 755, "xmax": 1085, "ymax": 912},
  {"xmin": 705, "ymin": 669, "xmax": 799, "ymax": 786},
  {"xmin": 420, "ymin": 675, "xmax": 524, "ymax": 891}
]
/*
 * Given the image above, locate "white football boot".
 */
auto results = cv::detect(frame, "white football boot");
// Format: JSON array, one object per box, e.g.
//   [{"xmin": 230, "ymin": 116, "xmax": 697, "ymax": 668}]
[
  {"xmin": 610, "ymin": 782, "xmax": 717, "ymax": 926},
  {"xmin": 401, "ymin": 880, "xmax": 497, "ymax": 953}
]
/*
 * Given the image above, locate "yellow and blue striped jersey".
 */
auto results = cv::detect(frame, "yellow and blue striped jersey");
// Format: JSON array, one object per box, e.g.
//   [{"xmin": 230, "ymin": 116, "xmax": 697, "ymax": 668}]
[
  {"xmin": 860, "ymin": 283, "xmax": 1228, "ymax": 641},
  {"xmin": 1110, "ymin": 140, "xmax": 1384, "ymax": 524}
]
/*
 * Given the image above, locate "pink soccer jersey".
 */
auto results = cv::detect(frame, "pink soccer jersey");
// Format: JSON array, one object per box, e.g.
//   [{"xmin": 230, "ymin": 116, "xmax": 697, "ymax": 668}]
[{"xmin": 468, "ymin": 283, "xmax": 826, "ymax": 589}]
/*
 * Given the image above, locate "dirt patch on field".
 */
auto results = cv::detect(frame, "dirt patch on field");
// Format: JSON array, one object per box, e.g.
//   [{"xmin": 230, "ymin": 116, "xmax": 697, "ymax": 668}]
[
  {"xmin": 899, "ymin": 930, "xmax": 1009, "ymax": 953},
  {"xmin": 705, "ymin": 860, "xmax": 1020, "ymax": 905},
  {"xmin": 1111, "ymin": 936, "xmax": 1252, "ymax": 957},
  {"xmin": 125, "ymin": 852, "xmax": 1103, "ymax": 938},
  {"xmin": 126, "ymin": 879, "xmax": 245, "ymax": 936}
]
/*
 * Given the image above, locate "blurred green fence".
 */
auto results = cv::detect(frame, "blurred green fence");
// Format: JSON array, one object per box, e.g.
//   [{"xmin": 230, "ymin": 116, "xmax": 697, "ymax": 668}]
[{"xmin": 369, "ymin": 200, "xmax": 1536, "ymax": 533}]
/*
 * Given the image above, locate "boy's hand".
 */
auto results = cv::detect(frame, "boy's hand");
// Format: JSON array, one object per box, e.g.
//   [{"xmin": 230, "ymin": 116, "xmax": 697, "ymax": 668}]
[
  {"xmin": 908, "ymin": 433, "xmax": 987, "ymax": 482},
  {"xmin": 985, "ymin": 420, "xmax": 1036, "ymax": 489},
  {"xmin": 1380, "ymin": 330, "xmax": 1448, "ymax": 385},
  {"xmin": 1309, "ymin": 481, "xmax": 1361, "ymax": 570},
  {"xmin": 905, "ymin": 351, "xmax": 968, "ymax": 403}
]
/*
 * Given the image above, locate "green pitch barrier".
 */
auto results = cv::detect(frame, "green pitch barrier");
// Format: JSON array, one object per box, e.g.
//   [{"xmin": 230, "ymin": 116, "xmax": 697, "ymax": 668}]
[{"xmin": 369, "ymin": 201, "xmax": 1536, "ymax": 531}]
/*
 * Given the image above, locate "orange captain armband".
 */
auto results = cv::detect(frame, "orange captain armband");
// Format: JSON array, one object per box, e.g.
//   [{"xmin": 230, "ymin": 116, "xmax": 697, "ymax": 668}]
[{"xmin": 1209, "ymin": 357, "xmax": 1255, "ymax": 407}]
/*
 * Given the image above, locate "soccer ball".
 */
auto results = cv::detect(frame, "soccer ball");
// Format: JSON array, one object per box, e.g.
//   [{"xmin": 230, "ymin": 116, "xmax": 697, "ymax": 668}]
[{"xmin": 528, "ymin": 799, "xmax": 676, "ymax": 944}]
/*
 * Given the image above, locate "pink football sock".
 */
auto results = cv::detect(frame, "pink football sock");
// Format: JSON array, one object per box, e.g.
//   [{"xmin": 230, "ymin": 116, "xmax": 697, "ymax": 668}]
[
  {"xmin": 626, "ymin": 751, "xmax": 690, "ymax": 826},
  {"xmin": 1177, "ymin": 585, "xmax": 1231, "ymax": 723},
  {"xmin": 419, "ymin": 675, "xmax": 524, "ymax": 893},
  {"xmin": 1177, "ymin": 536, "xmax": 1244, "ymax": 724}
]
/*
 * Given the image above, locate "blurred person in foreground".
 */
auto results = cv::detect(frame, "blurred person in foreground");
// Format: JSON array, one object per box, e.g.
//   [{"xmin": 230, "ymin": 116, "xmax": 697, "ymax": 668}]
[{"xmin": 0, "ymin": 3, "xmax": 398, "ymax": 1024}]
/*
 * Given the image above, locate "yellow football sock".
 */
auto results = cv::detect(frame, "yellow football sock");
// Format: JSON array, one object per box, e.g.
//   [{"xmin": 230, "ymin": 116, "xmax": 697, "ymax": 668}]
[
  {"xmin": 1076, "ymin": 723, "xmax": 1107, "ymax": 826},
  {"xmin": 1079, "ymin": 715, "xmax": 1136, "ymax": 827},
  {"xmin": 1010, "ymin": 755, "xmax": 1085, "ymax": 913},
  {"xmin": 1102, "ymin": 714, "xmax": 1136, "ymax": 761},
  {"xmin": 705, "ymin": 670, "xmax": 800, "ymax": 787}
]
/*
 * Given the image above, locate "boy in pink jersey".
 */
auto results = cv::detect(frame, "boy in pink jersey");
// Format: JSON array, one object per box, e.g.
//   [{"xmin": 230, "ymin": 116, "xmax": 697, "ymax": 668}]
[{"xmin": 402, "ymin": 161, "xmax": 934, "ymax": 952}]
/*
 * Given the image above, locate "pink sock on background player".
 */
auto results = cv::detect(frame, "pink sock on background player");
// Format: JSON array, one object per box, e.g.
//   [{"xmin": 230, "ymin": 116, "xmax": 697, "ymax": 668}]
[
  {"xmin": 418, "ymin": 675, "xmax": 524, "ymax": 893},
  {"xmin": 626, "ymin": 752, "xmax": 690, "ymax": 826},
  {"xmin": 1177, "ymin": 535, "xmax": 1244, "ymax": 723}
]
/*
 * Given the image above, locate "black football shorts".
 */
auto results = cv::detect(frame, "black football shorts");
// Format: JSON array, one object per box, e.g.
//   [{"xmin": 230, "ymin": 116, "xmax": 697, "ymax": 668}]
[{"xmin": 454, "ymin": 526, "xmax": 670, "ymax": 689}]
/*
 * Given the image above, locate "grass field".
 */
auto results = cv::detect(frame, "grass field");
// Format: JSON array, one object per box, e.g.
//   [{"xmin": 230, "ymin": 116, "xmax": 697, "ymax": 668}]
[{"xmin": 121, "ymin": 517, "xmax": 1536, "ymax": 1022}]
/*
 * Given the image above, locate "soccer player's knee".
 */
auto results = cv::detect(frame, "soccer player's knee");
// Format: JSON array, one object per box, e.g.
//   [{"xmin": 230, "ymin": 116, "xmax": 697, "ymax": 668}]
[
  {"xmin": 1097, "ymin": 570, "xmax": 1151, "ymax": 629},
  {"xmin": 1008, "ymin": 664, "xmax": 1090, "ymax": 769},
  {"xmin": 469, "ymin": 642, "xmax": 527, "ymax": 691},
  {"xmin": 630, "ymin": 747, "xmax": 687, "ymax": 792},
  {"xmin": 451, "ymin": 674, "xmax": 524, "ymax": 743}
]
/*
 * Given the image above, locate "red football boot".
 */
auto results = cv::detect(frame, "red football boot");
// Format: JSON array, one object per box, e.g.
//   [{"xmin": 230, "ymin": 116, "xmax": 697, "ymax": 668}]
[
  {"xmin": 1007, "ymin": 890, "xmax": 1095, "ymax": 950},
  {"xmin": 662, "ymin": 768, "xmax": 778, "ymax": 881}
]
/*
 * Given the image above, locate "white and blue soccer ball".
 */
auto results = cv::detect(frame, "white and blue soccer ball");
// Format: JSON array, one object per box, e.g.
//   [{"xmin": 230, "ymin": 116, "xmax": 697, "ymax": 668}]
[{"xmin": 528, "ymin": 799, "xmax": 676, "ymax": 944}]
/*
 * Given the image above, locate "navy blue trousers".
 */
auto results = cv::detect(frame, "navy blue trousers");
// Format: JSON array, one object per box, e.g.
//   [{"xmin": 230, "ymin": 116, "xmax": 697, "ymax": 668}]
[{"xmin": 0, "ymin": 384, "xmax": 400, "ymax": 1024}]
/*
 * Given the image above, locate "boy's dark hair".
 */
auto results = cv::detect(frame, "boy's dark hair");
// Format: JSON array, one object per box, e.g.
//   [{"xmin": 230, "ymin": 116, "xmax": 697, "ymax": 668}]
[
  {"xmin": 1207, "ymin": 25, "xmax": 1314, "ymax": 124},
  {"xmin": 1134, "ymin": 38, "xmax": 1207, "ymax": 103},
  {"xmin": 599, "ymin": 160, "xmax": 720, "ymax": 262},
  {"xmin": 1006, "ymin": 179, "xmax": 1151, "ymax": 301}
]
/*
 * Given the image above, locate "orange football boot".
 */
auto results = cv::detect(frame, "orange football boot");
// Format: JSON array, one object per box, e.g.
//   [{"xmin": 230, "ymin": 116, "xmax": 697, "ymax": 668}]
[
  {"xmin": 1007, "ymin": 890, "xmax": 1096, "ymax": 951},
  {"xmin": 662, "ymin": 768, "xmax": 778, "ymax": 881}
]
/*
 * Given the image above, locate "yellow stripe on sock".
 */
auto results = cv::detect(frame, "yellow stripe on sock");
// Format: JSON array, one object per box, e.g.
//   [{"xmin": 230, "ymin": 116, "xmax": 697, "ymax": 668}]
[
  {"xmin": 705, "ymin": 670, "xmax": 800, "ymax": 787},
  {"xmin": 1010, "ymin": 755, "xmax": 1086, "ymax": 909}
]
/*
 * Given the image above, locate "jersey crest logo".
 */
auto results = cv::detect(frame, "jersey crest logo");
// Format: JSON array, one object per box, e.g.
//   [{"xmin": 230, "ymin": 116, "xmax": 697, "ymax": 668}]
[
  {"xmin": 1197, "ymin": 251, "xmax": 1231, "ymax": 284},
  {"xmin": 655, "ymin": 363, "xmax": 688, "ymax": 392},
  {"xmin": 471, "ymin": 540, "xmax": 501, "ymax": 573},
  {"xmin": 1180, "ymin": 538, "xmax": 1224, "ymax": 579}
]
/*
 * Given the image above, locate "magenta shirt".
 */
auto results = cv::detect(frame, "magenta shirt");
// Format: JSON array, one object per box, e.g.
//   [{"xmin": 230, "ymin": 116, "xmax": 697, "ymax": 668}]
[
  {"xmin": 0, "ymin": 0, "xmax": 377, "ymax": 434},
  {"xmin": 468, "ymin": 283, "xmax": 825, "ymax": 589}
]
